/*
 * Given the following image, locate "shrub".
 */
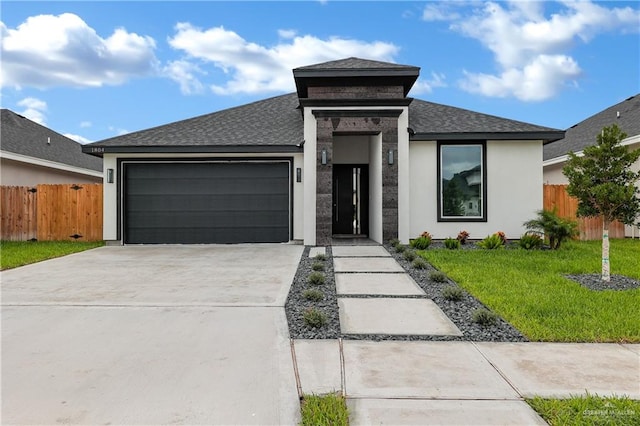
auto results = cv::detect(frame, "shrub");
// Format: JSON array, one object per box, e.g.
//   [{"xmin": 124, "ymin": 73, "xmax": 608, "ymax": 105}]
[
  {"xmin": 395, "ymin": 244, "xmax": 407, "ymax": 253},
  {"xmin": 523, "ymin": 208, "xmax": 578, "ymax": 250},
  {"xmin": 472, "ymin": 308, "xmax": 498, "ymax": 326},
  {"xmin": 302, "ymin": 289, "xmax": 324, "ymax": 302},
  {"xmin": 403, "ymin": 250, "xmax": 417, "ymax": 261},
  {"xmin": 477, "ymin": 233, "xmax": 505, "ymax": 249},
  {"xmin": 307, "ymin": 272, "xmax": 326, "ymax": 286},
  {"xmin": 519, "ymin": 232, "xmax": 543, "ymax": 250},
  {"xmin": 389, "ymin": 238, "xmax": 400, "ymax": 247},
  {"xmin": 444, "ymin": 237, "xmax": 460, "ymax": 250},
  {"xmin": 412, "ymin": 258, "xmax": 429, "ymax": 269},
  {"xmin": 410, "ymin": 233, "xmax": 432, "ymax": 250},
  {"xmin": 495, "ymin": 231, "xmax": 508, "ymax": 245},
  {"xmin": 303, "ymin": 308, "xmax": 327, "ymax": 328},
  {"xmin": 442, "ymin": 285, "xmax": 464, "ymax": 301},
  {"xmin": 429, "ymin": 270, "xmax": 448, "ymax": 283},
  {"xmin": 311, "ymin": 262, "xmax": 325, "ymax": 271},
  {"xmin": 457, "ymin": 230, "xmax": 470, "ymax": 244},
  {"xmin": 314, "ymin": 253, "xmax": 327, "ymax": 261}
]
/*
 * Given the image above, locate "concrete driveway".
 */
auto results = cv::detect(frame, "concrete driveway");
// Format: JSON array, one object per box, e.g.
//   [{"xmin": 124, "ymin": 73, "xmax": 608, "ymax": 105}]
[{"xmin": 2, "ymin": 244, "xmax": 303, "ymax": 425}]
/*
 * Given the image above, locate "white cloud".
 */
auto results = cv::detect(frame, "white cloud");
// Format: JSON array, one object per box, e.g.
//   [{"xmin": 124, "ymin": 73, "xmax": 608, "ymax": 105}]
[
  {"xmin": 64, "ymin": 133, "xmax": 92, "ymax": 144},
  {"xmin": 410, "ymin": 72, "xmax": 447, "ymax": 95},
  {"xmin": 422, "ymin": 4, "xmax": 460, "ymax": 22},
  {"xmin": 424, "ymin": 1, "xmax": 640, "ymax": 101},
  {"xmin": 167, "ymin": 24, "xmax": 400, "ymax": 95},
  {"xmin": 17, "ymin": 97, "xmax": 47, "ymax": 125},
  {"xmin": 80, "ymin": 121, "xmax": 92, "ymax": 128},
  {"xmin": 164, "ymin": 60, "xmax": 206, "ymax": 95},
  {"xmin": 1, "ymin": 13, "xmax": 158, "ymax": 89},
  {"xmin": 108, "ymin": 126, "xmax": 129, "ymax": 136},
  {"xmin": 278, "ymin": 29, "xmax": 297, "ymax": 39}
]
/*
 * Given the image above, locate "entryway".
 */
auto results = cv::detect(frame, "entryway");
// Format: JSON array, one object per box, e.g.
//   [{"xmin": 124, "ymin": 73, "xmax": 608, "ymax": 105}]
[{"xmin": 332, "ymin": 164, "xmax": 369, "ymax": 237}]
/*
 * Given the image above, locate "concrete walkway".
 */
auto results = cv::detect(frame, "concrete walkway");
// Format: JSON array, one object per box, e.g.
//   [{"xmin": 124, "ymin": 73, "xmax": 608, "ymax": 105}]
[{"xmin": 292, "ymin": 245, "xmax": 640, "ymax": 425}]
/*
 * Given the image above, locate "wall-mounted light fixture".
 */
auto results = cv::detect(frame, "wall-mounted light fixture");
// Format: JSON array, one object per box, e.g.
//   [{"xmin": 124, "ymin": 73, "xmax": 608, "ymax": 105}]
[
  {"xmin": 107, "ymin": 168, "xmax": 114, "ymax": 183},
  {"xmin": 321, "ymin": 149, "xmax": 327, "ymax": 165},
  {"xmin": 296, "ymin": 168, "xmax": 302, "ymax": 182},
  {"xmin": 388, "ymin": 149, "xmax": 394, "ymax": 165}
]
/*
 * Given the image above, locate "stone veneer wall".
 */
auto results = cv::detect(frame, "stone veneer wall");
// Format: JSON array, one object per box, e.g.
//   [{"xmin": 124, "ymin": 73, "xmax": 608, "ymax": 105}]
[{"xmin": 314, "ymin": 113, "xmax": 399, "ymax": 245}]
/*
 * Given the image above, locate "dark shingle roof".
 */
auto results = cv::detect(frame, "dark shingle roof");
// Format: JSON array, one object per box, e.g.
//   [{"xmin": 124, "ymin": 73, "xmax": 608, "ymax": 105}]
[
  {"xmin": 294, "ymin": 57, "xmax": 419, "ymax": 71},
  {"xmin": 88, "ymin": 93, "xmax": 303, "ymax": 149},
  {"xmin": 544, "ymin": 94, "xmax": 640, "ymax": 161},
  {"xmin": 1, "ymin": 109, "xmax": 102, "ymax": 171},
  {"xmin": 86, "ymin": 93, "xmax": 563, "ymax": 152},
  {"xmin": 409, "ymin": 99, "xmax": 563, "ymax": 141}
]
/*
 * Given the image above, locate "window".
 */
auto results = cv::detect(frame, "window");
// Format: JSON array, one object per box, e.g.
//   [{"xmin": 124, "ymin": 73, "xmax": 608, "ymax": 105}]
[{"xmin": 438, "ymin": 142, "xmax": 486, "ymax": 221}]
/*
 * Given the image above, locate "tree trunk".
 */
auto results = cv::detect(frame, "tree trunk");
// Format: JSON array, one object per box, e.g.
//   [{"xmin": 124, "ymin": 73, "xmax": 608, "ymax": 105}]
[{"xmin": 602, "ymin": 219, "xmax": 610, "ymax": 282}]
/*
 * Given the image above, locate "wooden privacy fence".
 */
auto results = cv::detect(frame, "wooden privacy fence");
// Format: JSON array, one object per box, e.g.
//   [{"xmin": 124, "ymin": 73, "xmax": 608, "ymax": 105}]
[
  {"xmin": 1, "ymin": 184, "xmax": 103, "ymax": 241},
  {"xmin": 543, "ymin": 184, "xmax": 624, "ymax": 240}
]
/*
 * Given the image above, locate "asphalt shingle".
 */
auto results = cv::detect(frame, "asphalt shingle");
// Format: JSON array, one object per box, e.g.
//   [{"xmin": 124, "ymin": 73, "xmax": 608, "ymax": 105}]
[
  {"xmin": 1, "ymin": 109, "xmax": 102, "ymax": 171},
  {"xmin": 544, "ymin": 94, "xmax": 640, "ymax": 160}
]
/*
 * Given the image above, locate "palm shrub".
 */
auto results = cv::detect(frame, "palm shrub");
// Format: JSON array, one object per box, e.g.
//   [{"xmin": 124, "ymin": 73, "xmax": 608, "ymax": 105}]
[{"xmin": 523, "ymin": 208, "xmax": 578, "ymax": 250}]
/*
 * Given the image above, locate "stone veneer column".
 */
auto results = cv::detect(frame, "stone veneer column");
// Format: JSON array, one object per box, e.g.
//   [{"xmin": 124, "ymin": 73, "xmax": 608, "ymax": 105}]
[{"xmin": 313, "ymin": 112, "xmax": 400, "ymax": 245}]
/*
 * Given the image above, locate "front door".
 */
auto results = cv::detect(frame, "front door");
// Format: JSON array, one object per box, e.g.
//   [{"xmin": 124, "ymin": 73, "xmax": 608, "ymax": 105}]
[{"xmin": 332, "ymin": 165, "xmax": 368, "ymax": 236}]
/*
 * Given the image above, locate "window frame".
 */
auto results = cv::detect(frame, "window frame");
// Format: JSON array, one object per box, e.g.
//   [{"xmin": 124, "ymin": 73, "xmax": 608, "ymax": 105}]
[{"xmin": 437, "ymin": 141, "xmax": 487, "ymax": 222}]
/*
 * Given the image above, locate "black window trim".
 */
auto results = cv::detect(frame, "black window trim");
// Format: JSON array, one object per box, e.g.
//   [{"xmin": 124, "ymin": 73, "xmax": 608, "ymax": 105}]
[{"xmin": 437, "ymin": 141, "xmax": 488, "ymax": 223}]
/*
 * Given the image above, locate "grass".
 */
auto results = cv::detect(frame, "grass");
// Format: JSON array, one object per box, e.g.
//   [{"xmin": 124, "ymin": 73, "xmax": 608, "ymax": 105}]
[
  {"xmin": 419, "ymin": 239, "xmax": 640, "ymax": 342},
  {"xmin": 527, "ymin": 394, "xmax": 640, "ymax": 426},
  {"xmin": 300, "ymin": 393, "xmax": 349, "ymax": 426},
  {"xmin": 0, "ymin": 240, "xmax": 104, "ymax": 270}
]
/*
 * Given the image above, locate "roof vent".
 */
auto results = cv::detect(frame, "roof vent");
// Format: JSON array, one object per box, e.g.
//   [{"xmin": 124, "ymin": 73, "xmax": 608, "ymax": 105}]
[
  {"xmin": 617, "ymin": 111, "xmax": 620, "ymax": 119},
  {"xmin": 47, "ymin": 137, "xmax": 50, "ymax": 145}
]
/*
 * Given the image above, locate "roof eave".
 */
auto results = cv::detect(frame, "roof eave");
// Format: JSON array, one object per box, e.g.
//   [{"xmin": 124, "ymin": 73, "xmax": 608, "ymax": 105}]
[
  {"xmin": 410, "ymin": 131, "xmax": 565, "ymax": 143},
  {"xmin": 82, "ymin": 145, "xmax": 304, "ymax": 156}
]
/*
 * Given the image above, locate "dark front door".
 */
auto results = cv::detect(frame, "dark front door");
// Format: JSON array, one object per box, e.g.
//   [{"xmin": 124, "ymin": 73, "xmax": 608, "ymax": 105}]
[{"xmin": 332, "ymin": 165, "xmax": 368, "ymax": 236}]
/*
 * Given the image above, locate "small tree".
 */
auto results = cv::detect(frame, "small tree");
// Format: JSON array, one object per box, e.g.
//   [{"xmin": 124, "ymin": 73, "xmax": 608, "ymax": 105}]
[{"xmin": 563, "ymin": 124, "xmax": 640, "ymax": 282}]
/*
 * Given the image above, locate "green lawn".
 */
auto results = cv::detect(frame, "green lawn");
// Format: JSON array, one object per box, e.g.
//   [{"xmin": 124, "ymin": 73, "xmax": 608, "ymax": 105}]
[
  {"xmin": 300, "ymin": 393, "xmax": 349, "ymax": 426},
  {"xmin": 420, "ymin": 239, "xmax": 640, "ymax": 342},
  {"xmin": 0, "ymin": 240, "xmax": 104, "ymax": 270},
  {"xmin": 527, "ymin": 394, "xmax": 640, "ymax": 426}
]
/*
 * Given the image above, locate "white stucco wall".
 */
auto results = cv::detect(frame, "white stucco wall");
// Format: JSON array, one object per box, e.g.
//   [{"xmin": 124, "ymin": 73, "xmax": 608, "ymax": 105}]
[
  {"xmin": 1, "ymin": 157, "xmax": 102, "ymax": 186},
  {"xmin": 409, "ymin": 140, "xmax": 543, "ymax": 240},
  {"xmin": 101, "ymin": 153, "xmax": 304, "ymax": 243}
]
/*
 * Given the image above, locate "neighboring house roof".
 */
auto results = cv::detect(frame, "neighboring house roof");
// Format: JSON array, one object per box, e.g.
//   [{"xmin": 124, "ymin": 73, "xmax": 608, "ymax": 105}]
[
  {"xmin": 294, "ymin": 57, "xmax": 419, "ymax": 71},
  {"xmin": 544, "ymin": 94, "xmax": 640, "ymax": 161},
  {"xmin": 86, "ymin": 96, "xmax": 562, "ymax": 154},
  {"xmin": 1, "ymin": 109, "xmax": 102, "ymax": 172}
]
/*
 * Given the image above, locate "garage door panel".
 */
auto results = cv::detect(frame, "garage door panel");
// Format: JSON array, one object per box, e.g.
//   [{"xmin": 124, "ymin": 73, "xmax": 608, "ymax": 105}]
[
  {"xmin": 124, "ymin": 162, "xmax": 290, "ymax": 244},
  {"xmin": 127, "ymin": 194, "xmax": 290, "ymax": 212}
]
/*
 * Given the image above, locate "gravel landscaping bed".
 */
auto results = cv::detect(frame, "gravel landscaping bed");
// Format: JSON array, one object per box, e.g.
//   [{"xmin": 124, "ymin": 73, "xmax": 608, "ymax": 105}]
[
  {"xmin": 566, "ymin": 274, "xmax": 640, "ymax": 291},
  {"xmin": 285, "ymin": 244, "xmax": 528, "ymax": 342}
]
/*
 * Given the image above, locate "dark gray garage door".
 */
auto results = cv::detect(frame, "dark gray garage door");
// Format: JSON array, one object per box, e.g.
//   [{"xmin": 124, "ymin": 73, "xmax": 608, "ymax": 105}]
[{"xmin": 124, "ymin": 162, "xmax": 290, "ymax": 244}]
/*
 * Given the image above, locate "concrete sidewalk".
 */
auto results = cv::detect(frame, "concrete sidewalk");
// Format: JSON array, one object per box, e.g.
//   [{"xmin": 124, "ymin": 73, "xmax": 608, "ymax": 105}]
[
  {"xmin": 293, "ymin": 245, "xmax": 640, "ymax": 425},
  {"xmin": 293, "ymin": 339, "xmax": 640, "ymax": 425}
]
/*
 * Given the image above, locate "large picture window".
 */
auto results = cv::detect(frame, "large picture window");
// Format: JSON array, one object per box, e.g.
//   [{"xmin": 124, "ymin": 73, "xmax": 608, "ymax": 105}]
[{"xmin": 438, "ymin": 142, "xmax": 486, "ymax": 221}]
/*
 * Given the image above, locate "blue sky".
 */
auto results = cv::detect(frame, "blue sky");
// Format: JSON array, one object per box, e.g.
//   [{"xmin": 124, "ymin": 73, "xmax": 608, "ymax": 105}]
[{"xmin": 1, "ymin": 1, "xmax": 639, "ymax": 144}]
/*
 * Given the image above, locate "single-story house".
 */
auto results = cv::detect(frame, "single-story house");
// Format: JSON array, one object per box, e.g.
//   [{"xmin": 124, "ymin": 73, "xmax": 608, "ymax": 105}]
[
  {"xmin": 543, "ymin": 94, "xmax": 640, "ymax": 237},
  {"xmin": 84, "ymin": 57, "xmax": 563, "ymax": 245},
  {"xmin": 1, "ymin": 109, "xmax": 103, "ymax": 186}
]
